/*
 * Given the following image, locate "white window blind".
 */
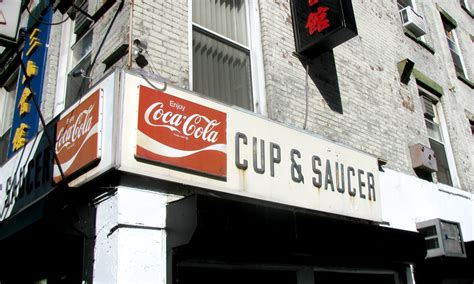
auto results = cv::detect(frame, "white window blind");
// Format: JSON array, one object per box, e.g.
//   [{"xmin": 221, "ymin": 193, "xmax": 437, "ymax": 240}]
[{"xmin": 192, "ymin": 0, "xmax": 253, "ymax": 110}]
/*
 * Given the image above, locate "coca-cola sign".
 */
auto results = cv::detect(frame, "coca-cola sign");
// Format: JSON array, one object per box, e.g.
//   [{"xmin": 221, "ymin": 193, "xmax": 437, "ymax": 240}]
[
  {"xmin": 136, "ymin": 85, "xmax": 227, "ymax": 178},
  {"xmin": 54, "ymin": 89, "xmax": 102, "ymax": 183}
]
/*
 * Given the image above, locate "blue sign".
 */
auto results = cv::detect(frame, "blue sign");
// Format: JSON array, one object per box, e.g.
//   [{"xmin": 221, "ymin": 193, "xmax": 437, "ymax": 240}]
[{"xmin": 7, "ymin": 7, "xmax": 52, "ymax": 158}]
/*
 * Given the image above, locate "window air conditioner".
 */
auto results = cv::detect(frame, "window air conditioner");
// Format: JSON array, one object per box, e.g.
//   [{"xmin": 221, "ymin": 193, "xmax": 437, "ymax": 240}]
[
  {"xmin": 416, "ymin": 219, "xmax": 466, "ymax": 258},
  {"xmin": 399, "ymin": 6, "xmax": 427, "ymax": 37}
]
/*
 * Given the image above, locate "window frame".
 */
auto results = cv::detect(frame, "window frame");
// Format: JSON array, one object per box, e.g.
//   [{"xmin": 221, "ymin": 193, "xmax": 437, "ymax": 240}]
[
  {"xmin": 442, "ymin": 20, "xmax": 469, "ymax": 80},
  {"xmin": 418, "ymin": 86, "xmax": 460, "ymax": 187},
  {"xmin": 0, "ymin": 71, "xmax": 19, "ymax": 136},
  {"xmin": 188, "ymin": 0, "xmax": 267, "ymax": 115},
  {"xmin": 469, "ymin": 118, "xmax": 474, "ymax": 136},
  {"xmin": 313, "ymin": 267, "xmax": 402, "ymax": 284},
  {"xmin": 461, "ymin": 0, "xmax": 472, "ymax": 12},
  {"xmin": 0, "ymin": 71, "xmax": 19, "ymax": 165},
  {"xmin": 54, "ymin": 3, "xmax": 93, "ymax": 116}
]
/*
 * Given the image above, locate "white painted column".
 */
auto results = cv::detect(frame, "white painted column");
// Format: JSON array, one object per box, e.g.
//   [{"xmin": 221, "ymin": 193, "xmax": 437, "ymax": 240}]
[{"xmin": 93, "ymin": 186, "xmax": 170, "ymax": 284}]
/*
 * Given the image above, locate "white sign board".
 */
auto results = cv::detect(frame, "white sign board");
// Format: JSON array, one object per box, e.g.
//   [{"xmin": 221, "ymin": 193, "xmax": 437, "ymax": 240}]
[
  {"xmin": 0, "ymin": 0, "xmax": 22, "ymax": 42},
  {"xmin": 119, "ymin": 72, "xmax": 383, "ymax": 222}
]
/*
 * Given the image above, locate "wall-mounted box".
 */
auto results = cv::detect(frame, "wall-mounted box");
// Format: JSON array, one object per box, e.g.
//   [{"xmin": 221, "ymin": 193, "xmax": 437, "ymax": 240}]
[
  {"xmin": 416, "ymin": 219, "xmax": 466, "ymax": 258},
  {"xmin": 409, "ymin": 143, "xmax": 437, "ymax": 173}
]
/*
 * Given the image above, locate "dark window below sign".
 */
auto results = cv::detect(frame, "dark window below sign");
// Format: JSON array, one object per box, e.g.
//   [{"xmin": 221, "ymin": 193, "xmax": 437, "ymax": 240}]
[
  {"xmin": 315, "ymin": 271, "xmax": 398, "ymax": 284},
  {"xmin": 0, "ymin": 129, "xmax": 11, "ymax": 166},
  {"xmin": 176, "ymin": 266, "xmax": 296, "ymax": 284}
]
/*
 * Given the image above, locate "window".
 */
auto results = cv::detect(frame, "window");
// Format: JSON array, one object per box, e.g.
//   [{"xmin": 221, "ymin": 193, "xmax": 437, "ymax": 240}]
[
  {"xmin": 66, "ymin": 28, "xmax": 92, "ymax": 107},
  {"xmin": 442, "ymin": 19, "xmax": 468, "ymax": 79},
  {"xmin": 177, "ymin": 266, "xmax": 296, "ymax": 284},
  {"xmin": 397, "ymin": 0, "xmax": 413, "ymax": 10},
  {"xmin": 314, "ymin": 270, "xmax": 399, "ymax": 284},
  {"xmin": 56, "ymin": 0, "xmax": 93, "ymax": 112},
  {"xmin": 0, "ymin": 72, "xmax": 18, "ymax": 165},
  {"xmin": 419, "ymin": 88, "xmax": 454, "ymax": 186},
  {"xmin": 191, "ymin": 0, "xmax": 264, "ymax": 111},
  {"xmin": 469, "ymin": 118, "xmax": 474, "ymax": 135},
  {"xmin": 461, "ymin": 0, "xmax": 473, "ymax": 13}
]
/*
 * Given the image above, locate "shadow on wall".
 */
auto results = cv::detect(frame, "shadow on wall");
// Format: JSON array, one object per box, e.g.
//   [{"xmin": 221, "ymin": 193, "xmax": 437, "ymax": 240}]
[{"xmin": 298, "ymin": 50, "xmax": 343, "ymax": 114}]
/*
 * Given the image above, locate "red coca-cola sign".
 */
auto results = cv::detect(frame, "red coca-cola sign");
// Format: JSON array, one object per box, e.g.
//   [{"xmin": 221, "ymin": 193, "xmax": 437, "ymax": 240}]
[
  {"xmin": 136, "ymin": 85, "xmax": 227, "ymax": 178},
  {"xmin": 54, "ymin": 89, "xmax": 102, "ymax": 183}
]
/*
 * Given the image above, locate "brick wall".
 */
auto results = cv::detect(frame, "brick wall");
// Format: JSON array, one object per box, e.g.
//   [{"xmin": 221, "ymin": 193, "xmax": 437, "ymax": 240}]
[
  {"xmin": 131, "ymin": 0, "xmax": 189, "ymax": 88},
  {"xmin": 38, "ymin": 0, "xmax": 474, "ymax": 191},
  {"xmin": 258, "ymin": 0, "xmax": 474, "ymax": 191}
]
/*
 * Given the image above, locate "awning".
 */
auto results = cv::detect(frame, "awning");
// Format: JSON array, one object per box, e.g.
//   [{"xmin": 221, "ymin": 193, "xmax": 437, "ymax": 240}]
[{"xmin": 167, "ymin": 194, "xmax": 426, "ymax": 266}]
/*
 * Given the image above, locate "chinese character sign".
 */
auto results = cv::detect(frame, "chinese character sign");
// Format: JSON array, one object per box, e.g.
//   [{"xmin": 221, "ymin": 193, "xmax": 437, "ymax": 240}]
[
  {"xmin": 290, "ymin": 0, "xmax": 358, "ymax": 58},
  {"xmin": 306, "ymin": 0, "xmax": 330, "ymax": 35},
  {"xmin": 8, "ymin": 7, "xmax": 52, "ymax": 158}
]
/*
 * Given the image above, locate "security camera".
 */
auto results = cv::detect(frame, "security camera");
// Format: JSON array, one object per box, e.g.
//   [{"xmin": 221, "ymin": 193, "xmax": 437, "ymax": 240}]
[{"xmin": 133, "ymin": 39, "xmax": 147, "ymax": 50}]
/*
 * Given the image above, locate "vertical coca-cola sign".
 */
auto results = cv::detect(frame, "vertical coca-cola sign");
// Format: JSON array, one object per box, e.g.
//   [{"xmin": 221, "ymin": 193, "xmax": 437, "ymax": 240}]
[
  {"xmin": 136, "ymin": 85, "xmax": 227, "ymax": 178},
  {"xmin": 54, "ymin": 89, "xmax": 102, "ymax": 183}
]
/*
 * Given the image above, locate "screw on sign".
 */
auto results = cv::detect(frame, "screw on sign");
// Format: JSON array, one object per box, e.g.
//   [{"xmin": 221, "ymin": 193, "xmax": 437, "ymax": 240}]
[{"xmin": 305, "ymin": 0, "xmax": 331, "ymax": 35}]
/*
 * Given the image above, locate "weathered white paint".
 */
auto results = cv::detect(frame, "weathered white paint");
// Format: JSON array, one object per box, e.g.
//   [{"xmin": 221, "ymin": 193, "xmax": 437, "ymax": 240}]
[
  {"xmin": 118, "ymin": 72, "xmax": 382, "ymax": 222},
  {"xmin": 117, "ymin": 229, "xmax": 166, "ymax": 284},
  {"xmin": 380, "ymin": 169, "xmax": 473, "ymax": 241},
  {"xmin": 94, "ymin": 191, "xmax": 119, "ymax": 284},
  {"xmin": 93, "ymin": 187, "xmax": 170, "ymax": 284}
]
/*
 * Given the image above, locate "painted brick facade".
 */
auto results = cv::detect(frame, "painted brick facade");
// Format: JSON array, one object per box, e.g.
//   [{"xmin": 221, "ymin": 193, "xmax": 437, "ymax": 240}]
[
  {"xmin": 2, "ymin": 0, "xmax": 473, "ymax": 191},
  {"xmin": 259, "ymin": 0, "xmax": 474, "ymax": 191}
]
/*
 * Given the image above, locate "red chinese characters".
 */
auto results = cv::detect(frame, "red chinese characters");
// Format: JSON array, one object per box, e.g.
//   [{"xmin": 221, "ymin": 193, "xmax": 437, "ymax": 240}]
[{"xmin": 306, "ymin": 0, "xmax": 330, "ymax": 35}]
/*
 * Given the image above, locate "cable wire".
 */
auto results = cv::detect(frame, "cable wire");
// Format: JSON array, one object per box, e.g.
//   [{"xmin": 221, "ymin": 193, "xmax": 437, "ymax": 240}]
[
  {"xmin": 16, "ymin": 55, "xmax": 68, "ymax": 187},
  {"xmin": 51, "ymin": 0, "xmax": 124, "ymax": 183},
  {"xmin": 26, "ymin": 5, "xmax": 71, "ymax": 26},
  {"xmin": 303, "ymin": 63, "xmax": 309, "ymax": 130}
]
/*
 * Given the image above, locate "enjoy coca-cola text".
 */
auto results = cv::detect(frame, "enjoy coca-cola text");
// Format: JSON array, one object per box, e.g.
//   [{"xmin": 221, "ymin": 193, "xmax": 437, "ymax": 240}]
[
  {"xmin": 144, "ymin": 101, "xmax": 221, "ymax": 143},
  {"xmin": 56, "ymin": 104, "xmax": 95, "ymax": 154}
]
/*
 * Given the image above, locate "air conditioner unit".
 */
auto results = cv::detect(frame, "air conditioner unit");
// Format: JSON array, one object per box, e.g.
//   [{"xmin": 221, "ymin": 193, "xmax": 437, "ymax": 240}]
[
  {"xmin": 416, "ymin": 219, "xmax": 466, "ymax": 258},
  {"xmin": 399, "ymin": 6, "xmax": 427, "ymax": 37}
]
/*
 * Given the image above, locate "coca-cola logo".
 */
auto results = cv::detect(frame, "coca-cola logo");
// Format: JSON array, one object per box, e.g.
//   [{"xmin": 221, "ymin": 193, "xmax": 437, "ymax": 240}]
[
  {"xmin": 56, "ymin": 103, "xmax": 95, "ymax": 154},
  {"xmin": 136, "ymin": 86, "xmax": 227, "ymax": 178},
  {"xmin": 143, "ymin": 101, "xmax": 221, "ymax": 144}
]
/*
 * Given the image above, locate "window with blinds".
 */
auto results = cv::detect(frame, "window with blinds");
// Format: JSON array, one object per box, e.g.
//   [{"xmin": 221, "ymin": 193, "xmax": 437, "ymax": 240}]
[
  {"xmin": 419, "ymin": 88, "xmax": 453, "ymax": 186},
  {"xmin": 192, "ymin": 0, "xmax": 253, "ymax": 110}
]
